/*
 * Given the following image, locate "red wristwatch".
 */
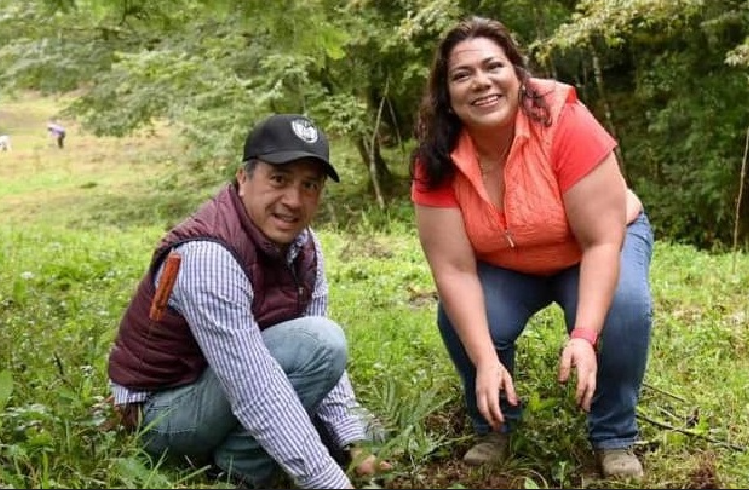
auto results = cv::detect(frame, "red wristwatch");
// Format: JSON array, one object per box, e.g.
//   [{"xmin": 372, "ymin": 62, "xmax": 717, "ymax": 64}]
[{"xmin": 570, "ymin": 327, "xmax": 599, "ymax": 350}]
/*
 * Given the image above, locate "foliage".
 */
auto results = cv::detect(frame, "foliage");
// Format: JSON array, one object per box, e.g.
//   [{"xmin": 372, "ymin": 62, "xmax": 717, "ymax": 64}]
[
  {"xmin": 538, "ymin": 0, "xmax": 749, "ymax": 248},
  {"xmin": 2, "ymin": 0, "xmax": 749, "ymax": 246},
  {"xmin": 1, "ymin": 93, "xmax": 749, "ymax": 490}
]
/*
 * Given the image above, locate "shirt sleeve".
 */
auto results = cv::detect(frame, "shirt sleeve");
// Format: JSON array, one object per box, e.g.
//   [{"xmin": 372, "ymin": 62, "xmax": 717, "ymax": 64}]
[
  {"xmin": 551, "ymin": 100, "xmax": 619, "ymax": 194},
  {"xmin": 303, "ymin": 230, "xmax": 328, "ymax": 317},
  {"xmin": 410, "ymin": 159, "xmax": 459, "ymax": 207},
  {"xmin": 303, "ymin": 230, "xmax": 368, "ymax": 447},
  {"xmin": 155, "ymin": 240, "xmax": 351, "ymax": 490}
]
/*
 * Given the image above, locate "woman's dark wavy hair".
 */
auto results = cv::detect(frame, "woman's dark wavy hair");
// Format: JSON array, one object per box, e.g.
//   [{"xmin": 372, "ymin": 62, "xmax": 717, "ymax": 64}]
[{"xmin": 410, "ymin": 16, "xmax": 552, "ymax": 190}]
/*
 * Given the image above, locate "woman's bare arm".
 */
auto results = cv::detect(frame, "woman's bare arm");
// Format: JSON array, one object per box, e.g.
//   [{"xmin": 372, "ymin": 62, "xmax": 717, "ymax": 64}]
[{"xmin": 415, "ymin": 204, "xmax": 517, "ymax": 428}]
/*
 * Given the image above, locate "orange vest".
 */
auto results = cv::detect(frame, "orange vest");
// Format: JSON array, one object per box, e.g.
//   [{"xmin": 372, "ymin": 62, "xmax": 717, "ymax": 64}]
[{"xmin": 451, "ymin": 78, "xmax": 582, "ymax": 275}]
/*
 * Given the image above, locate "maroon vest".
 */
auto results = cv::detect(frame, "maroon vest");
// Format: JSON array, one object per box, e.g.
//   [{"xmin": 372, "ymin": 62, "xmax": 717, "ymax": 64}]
[{"xmin": 108, "ymin": 182, "xmax": 317, "ymax": 391}]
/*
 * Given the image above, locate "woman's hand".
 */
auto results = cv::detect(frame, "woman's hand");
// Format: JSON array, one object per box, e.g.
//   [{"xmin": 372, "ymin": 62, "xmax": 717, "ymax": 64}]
[
  {"xmin": 475, "ymin": 356, "xmax": 519, "ymax": 430},
  {"xmin": 625, "ymin": 188, "xmax": 643, "ymax": 224},
  {"xmin": 558, "ymin": 339, "xmax": 598, "ymax": 412}
]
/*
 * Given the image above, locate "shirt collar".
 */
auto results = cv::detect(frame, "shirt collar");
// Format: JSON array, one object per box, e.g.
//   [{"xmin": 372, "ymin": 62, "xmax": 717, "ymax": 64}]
[
  {"xmin": 287, "ymin": 228, "xmax": 310, "ymax": 263},
  {"xmin": 447, "ymin": 108, "xmax": 531, "ymax": 201}
]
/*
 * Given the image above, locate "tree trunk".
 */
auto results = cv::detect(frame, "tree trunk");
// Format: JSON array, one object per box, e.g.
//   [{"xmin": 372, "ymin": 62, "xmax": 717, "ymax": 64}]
[
  {"xmin": 355, "ymin": 136, "xmax": 391, "ymax": 201},
  {"xmin": 591, "ymin": 47, "xmax": 626, "ymax": 176},
  {"xmin": 533, "ymin": 4, "xmax": 558, "ymax": 79}
]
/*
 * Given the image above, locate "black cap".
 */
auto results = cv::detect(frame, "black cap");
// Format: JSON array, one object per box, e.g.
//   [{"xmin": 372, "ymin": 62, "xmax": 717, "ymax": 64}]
[{"xmin": 242, "ymin": 114, "xmax": 339, "ymax": 183}]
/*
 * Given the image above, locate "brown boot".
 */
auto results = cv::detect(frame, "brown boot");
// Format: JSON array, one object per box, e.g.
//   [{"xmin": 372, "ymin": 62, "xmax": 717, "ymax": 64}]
[
  {"xmin": 463, "ymin": 432, "xmax": 511, "ymax": 466},
  {"xmin": 595, "ymin": 448, "xmax": 644, "ymax": 481}
]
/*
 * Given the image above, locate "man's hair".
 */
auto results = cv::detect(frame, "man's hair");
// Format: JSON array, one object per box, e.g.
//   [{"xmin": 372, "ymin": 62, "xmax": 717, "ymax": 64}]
[{"xmin": 243, "ymin": 159, "xmax": 259, "ymax": 177}]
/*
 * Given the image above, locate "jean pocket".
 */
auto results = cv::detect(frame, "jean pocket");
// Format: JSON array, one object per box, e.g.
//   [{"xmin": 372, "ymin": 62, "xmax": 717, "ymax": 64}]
[
  {"xmin": 141, "ymin": 401, "xmax": 206, "ymax": 458},
  {"xmin": 141, "ymin": 381, "xmax": 237, "ymax": 457},
  {"xmin": 142, "ymin": 387, "xmax": 199, "ymax": 432}
]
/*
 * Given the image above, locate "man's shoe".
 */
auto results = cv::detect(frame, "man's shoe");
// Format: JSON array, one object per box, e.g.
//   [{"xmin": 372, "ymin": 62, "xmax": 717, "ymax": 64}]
[
  {"xmin": 463, "ymin": 432, "xmax": 511, "ymax": 466},
  {"xmin": 595, "ymin": 448, "xmax": 644, "ymax": 480}
]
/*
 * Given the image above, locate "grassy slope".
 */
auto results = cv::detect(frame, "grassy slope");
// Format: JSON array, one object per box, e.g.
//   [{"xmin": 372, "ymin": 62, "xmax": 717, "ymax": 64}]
[{"xmin": 1, "ymin": 93, "xmax": 748, "ymax": 489}]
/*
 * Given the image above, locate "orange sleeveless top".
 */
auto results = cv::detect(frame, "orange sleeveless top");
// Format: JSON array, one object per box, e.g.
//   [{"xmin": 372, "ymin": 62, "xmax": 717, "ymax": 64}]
[{"xmin": 438, "ymin": 79, "xmax": 613, "ymax": 275}]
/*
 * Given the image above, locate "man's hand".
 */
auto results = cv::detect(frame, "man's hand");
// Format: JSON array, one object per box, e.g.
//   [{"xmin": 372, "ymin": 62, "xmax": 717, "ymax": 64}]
[
  {"xmin": 475, "ymin": 356, "xmax": 518, "ymax": 430},
  {"xmin": 350, "ymin": 447, "xmax": 392, "ymax": 476},
  {"xmin": 558, "ymin": 338, "xmax": 597, "ymax": 412}
]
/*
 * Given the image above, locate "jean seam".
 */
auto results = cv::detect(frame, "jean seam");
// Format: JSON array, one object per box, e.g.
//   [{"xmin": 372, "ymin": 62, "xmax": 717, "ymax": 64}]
[{"xmin": 591, "ymin": 436, "xmax": 638, "ymax": 450}]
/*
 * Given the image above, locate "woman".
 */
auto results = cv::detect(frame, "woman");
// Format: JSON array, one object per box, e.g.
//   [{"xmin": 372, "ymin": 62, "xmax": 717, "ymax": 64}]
[{"xmin": 410, "ymin": 16, "xmax": 653, "ymax": 481}]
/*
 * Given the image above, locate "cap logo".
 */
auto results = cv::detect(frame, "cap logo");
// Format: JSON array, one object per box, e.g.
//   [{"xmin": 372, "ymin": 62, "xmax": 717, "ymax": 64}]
[{"xmin": 290, "ymin": 119, "xmax": 318, "ymax": 144}]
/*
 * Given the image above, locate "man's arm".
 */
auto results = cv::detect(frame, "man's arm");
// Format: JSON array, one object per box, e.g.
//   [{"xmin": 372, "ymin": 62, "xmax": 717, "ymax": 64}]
[
  {"xmin": 157, "ymin": 240, "xmax": 352, "ymax": 489},
  {"xmin": 304, "ymin": 231, "xmax": 368, "ymax": 447}
]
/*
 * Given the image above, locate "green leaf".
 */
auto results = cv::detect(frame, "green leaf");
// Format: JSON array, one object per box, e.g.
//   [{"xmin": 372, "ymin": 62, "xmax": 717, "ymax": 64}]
[{"xmin": 319, "ymin": 25, "xmax": 350, "ymax": 60}]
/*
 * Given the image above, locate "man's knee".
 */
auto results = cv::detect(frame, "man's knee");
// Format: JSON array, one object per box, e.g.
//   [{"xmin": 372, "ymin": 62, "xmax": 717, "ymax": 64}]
[
  {"xmin": 269, "ymin": 316, "xmax": 348, "ymax": 381},
  {"xmin": 305, "ymin": 316, "xmax": 348, "ymax": 379}
]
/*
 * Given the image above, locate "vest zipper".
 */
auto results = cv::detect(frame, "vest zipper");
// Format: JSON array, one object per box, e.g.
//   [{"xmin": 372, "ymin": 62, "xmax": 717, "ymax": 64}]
[
  {"xmin": 288, "ymin": 264, "xmax": 303, "ymax": 313},
  {"xmin": 505, "ymin": 229, "xmax": 515, "ymax": 248}
]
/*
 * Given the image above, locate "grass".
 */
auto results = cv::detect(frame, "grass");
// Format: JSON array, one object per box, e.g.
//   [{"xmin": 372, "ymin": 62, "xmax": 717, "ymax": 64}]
[{"xmin": 1, "ymin": 93, "xmax": 748, "ymax": 489}]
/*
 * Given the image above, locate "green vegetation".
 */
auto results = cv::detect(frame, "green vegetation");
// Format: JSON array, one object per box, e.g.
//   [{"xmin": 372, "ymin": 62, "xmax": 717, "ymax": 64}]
[
  {"xmin": 1, "ymin": 94, "xmax": 748, "ymax": 489},
  {"xmin": 2, "ymin": 0, "xmax": 749, "ymax": 487},
  {"xmin": 2, "ymin": 0, "xmax": 749, "ymax": 249}
]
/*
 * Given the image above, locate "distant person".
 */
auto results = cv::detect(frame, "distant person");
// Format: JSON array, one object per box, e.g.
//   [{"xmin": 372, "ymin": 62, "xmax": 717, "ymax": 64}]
[
  {"xmin": 106, "ymin": 114, "xmax": 391, "ymax": 489},
  {"xmin": 0, "ymin": 135, "xmax": 10, "ymax": 152},
  {"xmin": 47, "ymin": 121, "xmax": 65, "ymax": 149},
  {"xmin": 410, "ymin": 17, "xmax": 653, "ymax": 481}
]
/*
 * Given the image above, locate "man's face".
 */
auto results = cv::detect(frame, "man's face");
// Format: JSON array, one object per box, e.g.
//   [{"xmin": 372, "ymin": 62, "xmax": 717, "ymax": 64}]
[{"xmin": 236, "ymin": 159, "xmax": 326, "ymax": 246}]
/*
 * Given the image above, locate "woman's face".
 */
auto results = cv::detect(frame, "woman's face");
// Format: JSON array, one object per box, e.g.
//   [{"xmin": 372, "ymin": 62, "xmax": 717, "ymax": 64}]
[{"xmin": 446, "ymin": 37, "xmax": 521, "ymax": 130}]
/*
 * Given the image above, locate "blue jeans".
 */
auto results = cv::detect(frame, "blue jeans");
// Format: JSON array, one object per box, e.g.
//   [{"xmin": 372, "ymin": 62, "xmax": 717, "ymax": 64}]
[
  {"xmin": 138, "ymin": 316, "xmax": 349, "ymax": 486},
  {"xmin": 437, "ymin": 212, "xmax": 654, "ymax": 450}
]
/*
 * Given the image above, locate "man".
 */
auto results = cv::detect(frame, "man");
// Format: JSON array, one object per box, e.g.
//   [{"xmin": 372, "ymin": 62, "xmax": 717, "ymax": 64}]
[
  {"xmin": 107, "ymin": 114, "xmax": 389, "ymax": 489},
  {"xmin": 47, "ymin": 121, "xmax": 65, "ymax": 148}
]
